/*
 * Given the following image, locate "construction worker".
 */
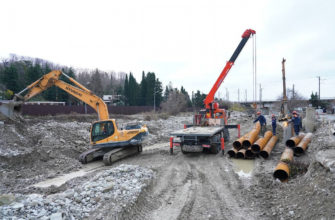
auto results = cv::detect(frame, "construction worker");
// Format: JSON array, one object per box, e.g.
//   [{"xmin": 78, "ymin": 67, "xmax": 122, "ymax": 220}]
[
  {"xmin": 291, "ymin": 111, "xmax": 301, "ymax": 135},
  {"xmin": 271, "ymin": 114, "xmax": 277, "ymax": 135},
  {"xmin": 254, "ymin": 111, "xmax": 266, "ymax": 135}
]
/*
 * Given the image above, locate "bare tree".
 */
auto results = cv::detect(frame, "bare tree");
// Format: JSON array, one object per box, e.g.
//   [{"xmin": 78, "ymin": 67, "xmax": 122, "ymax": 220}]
[
  {"xmin": 276, "ymin": 88, "xmax": 307, "ymax": 112},
  {"xmin": 161, "ymin": 90, "xmax": 188, "ymax": 115}
]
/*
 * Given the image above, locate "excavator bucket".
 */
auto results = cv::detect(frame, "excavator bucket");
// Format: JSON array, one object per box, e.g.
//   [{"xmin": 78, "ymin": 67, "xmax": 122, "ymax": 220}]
[{"xmin": 0, "ymin": 100, "xmax": 21, "ymax": 119}]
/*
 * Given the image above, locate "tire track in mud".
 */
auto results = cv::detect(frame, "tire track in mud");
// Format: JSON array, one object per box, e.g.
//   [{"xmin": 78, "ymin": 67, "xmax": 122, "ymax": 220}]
[
  {"xmin": 119, "ymin": 152, "xmax": 196, "ymax": 219},
  {"xmin": 119, "ymin": 146, "xmax": 261, "ymax": 220}
]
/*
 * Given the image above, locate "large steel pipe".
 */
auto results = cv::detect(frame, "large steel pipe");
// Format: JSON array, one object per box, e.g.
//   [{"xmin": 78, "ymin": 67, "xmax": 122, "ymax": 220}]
[
  {"xmin": 233, "ymin": 134, "xmax": 248, "ymax": 150},
  {"xmin": 260, "ymin": 136, "xmax": 278, "ymax": 159},
  {"xmin": 280, "ymin": 147, "xmax": 294, "ymax": 163},
  {"xmin": 236, "ymin": 149, "xmax": 246, "ymax": 159},
  {"xmin": 285, "ymin": 133, "xmax": 305, "ymax": 148},
  {"xmin": 294, "ymin": 133, "xmax": 313, "ymax": 156},
  {"xmin": 273, "ymin": 161, "xmax": 290, "ymax": 182},
  {"xmin": 245, "ymin": 147, "xmax": 255, "ymax": 158},
  {"xmin": 259, "ymin": 135, "xmax": 278, "ymax": 159},
  {"xmin": 242, "ymin": 122, "xmax": 261, "ymax": 148},
  {"xmin": 273, "ymin": 148, "xmax": 294, "ymax": 182},
  {"xmin": 227, "ymin": 148, "xmax": 238, "ymax": 157},
  {"xmin": 251, "ymin": 131, "xmax": 273, "ymax": 153}
]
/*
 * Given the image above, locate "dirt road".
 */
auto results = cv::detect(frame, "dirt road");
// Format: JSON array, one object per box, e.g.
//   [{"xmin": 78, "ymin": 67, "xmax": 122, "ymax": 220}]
[{"xmin": 118, "ymin": 146, "xmax": 259, "ymax": 220}]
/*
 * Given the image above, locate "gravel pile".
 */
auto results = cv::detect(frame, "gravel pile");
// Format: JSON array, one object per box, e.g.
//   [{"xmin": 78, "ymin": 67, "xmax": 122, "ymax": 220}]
[{"xmin": 0, "ymin": 164, "xmax": 153, "ymax": 219}]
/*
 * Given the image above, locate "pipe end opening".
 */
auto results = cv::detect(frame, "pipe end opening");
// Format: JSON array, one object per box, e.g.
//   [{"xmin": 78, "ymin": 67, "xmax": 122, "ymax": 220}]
[
  {"xmin": 260, "ymin": 151, "xmax": 269, "ymax": 159},
  {"xmin": 273, "ymin": 170, "xmax": 289, "ymax": 182}
]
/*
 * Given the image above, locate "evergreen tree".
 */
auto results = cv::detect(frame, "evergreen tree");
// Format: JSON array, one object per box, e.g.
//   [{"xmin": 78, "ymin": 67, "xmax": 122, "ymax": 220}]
[
  {"xmin": 193, "ymin": 90, "xmax": 207, "ymax": 107},
  {"xmin": 180, "ymin": 86, "xmax": 192, "ymax": 107},
  {"xmin": 145, "ymin": 72, "xmax": 156, "ymax": 105},
  {"xmin": 124, "ymin": 74, "xmax": 129, "ymax": 105},
  {"xmin": 154, "ymin": 78, "xmax": 163, "ymax": 107},
  {"xmin": 128, "ymin": 73, "xmax": 140, "ymax": 105},
  {"xmin": 2, "ymin": 63, "xmax": 19, "ymax": 94},
  {"xmin": 163, "ymin": 86, "xmax": 170, "ymax": 102},
  {"xmin": 140, "ymin": 71, "xmax": 147, "ymax": 106}
]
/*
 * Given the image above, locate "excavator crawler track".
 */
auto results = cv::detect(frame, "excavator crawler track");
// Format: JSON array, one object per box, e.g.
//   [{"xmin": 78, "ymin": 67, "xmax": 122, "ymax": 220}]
[
  {"xmin": 103, "ymin": 145, "xmax": 142, "ymax": 166},
  {"xmin": 79, "ymin": 148, "xmax": 105, "ymax": 164}
]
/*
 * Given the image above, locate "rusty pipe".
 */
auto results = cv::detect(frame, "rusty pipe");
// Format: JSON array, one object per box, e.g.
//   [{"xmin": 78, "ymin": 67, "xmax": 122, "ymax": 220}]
[
  {"xmin": 273, "ymin": 161, "xmax": 290, "ymax": 182},
  {"xmin": 233, "ymin": 134, "xmax": 248, "ymax": 150},
  {"xmin": 294, "ymin": 133, "xmax": 313, "ymax": 156},
  {"xmin": 242, "ymin": 122, "xmax": 261, "ymax": 149},
  {"xmin": 245, "ymin": 147, "xmax": 255, "ymax": 158},
  {"xmin": 285, "ymin": 133, "xmax": 305, "ymax": 148},
  {"xmin": 260, "ymin": 135, "xmax": 278, "ymax": 159},
  {"xmin": 254, "ymin": 121, "xmax": 261, "ymax": 132},
  {"xmin": 236, "ymin": 148, "xmax": 246, "ymax": 159},
  {"xmin": 251, "ymin": 131, "xmax": 273, "ymax": 153},
  {"xmin": 280, "ymin": 147, "xmax": 294, "ymax": 163},
  {"xmin": 242, "ymin": 128, "xmax": 260, "ymax": 148},
  {"xmin": 227, "ymin": 148, "xmax": 238, "ymax": 158}
]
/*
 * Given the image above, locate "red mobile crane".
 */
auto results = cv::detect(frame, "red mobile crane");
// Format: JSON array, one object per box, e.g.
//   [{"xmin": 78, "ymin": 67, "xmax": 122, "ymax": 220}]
[
  {"xmin": 201, "ymin": 29, "xmax": 256, "ymax": 123},
  {"xmin": 170, "ymin": 29, "xmax": 255, "ymax": 155}
]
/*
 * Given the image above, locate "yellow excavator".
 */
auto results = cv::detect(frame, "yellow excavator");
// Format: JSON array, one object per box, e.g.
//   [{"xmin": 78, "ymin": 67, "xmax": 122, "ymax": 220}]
[{"xmin": 4, "ymin": 70, "xmax": 148, "ymax": 165}]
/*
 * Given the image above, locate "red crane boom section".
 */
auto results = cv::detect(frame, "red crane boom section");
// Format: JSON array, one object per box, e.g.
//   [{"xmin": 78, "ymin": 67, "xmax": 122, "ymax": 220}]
[{"xmin": 204, "ymin": 29, "xmax": 256, "ymax": 109}]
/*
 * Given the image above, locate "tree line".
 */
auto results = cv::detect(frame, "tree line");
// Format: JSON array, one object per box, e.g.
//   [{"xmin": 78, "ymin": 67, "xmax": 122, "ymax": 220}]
[{"xmin": 0, "ymin": 54, "xmax": 209, "ymax": 111}]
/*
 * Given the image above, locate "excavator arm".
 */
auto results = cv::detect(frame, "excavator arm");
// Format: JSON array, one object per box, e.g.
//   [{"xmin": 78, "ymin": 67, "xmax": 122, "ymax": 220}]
[
  {"xmin": 15, "ymin": 70, "xmax": 109, "ymax": 120},
  {"xmin": 203, "ymin": 29, "xmax": 256, "ymax": 109}
]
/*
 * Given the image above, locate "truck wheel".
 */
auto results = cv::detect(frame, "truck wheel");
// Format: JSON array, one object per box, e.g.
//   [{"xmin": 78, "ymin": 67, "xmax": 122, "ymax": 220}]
[
  {"xmin": 210, "ymin": 144, "xmax": 220, "ymax": 154},
  {"xmin": 181, "ymin": 145, "xmax": 188, "ymax": 154}
]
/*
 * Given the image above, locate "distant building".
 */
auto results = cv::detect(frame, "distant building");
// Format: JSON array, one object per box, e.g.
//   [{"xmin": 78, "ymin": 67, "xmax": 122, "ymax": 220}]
[{"xmin": 103, "ymin": 95, "xmax": 124, "ymax": 106}]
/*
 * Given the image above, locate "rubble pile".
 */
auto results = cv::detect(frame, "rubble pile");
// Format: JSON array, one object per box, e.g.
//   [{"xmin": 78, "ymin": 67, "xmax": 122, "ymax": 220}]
[{"xmin": 0, "ymin": 164, "xmax": 153, "ymax": 219}]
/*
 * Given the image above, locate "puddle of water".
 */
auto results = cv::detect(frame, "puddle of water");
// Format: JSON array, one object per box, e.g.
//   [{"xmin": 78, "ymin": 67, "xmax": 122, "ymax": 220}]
[
  {"xmin": 33, "ymin": 161, "xmax": 104, "ymax": 188},
  {"xmin": 231, "ymin": 159, "xmax": 255, "ymax": 178}
]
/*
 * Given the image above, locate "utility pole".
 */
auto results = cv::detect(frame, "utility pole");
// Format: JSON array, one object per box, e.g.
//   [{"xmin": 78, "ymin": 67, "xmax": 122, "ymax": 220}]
[
  {"xmin": 245, "ymin": 89, "xmax": 247, "ymax": 102},
  {"xmin": 226, "ymin": 88, "xmax": 229, "ymax": 101},
  {"xmin": 153, "ymin": 86, "xmax": 156, "ymax": 113},
  {"xmin": 292, "ymin": 84, "xmax": 295, "ymax": 100},
  {"xmin": 318, "ymin": 76, "xmax": 321, "ymax": 100},
  {"xmin": 281, "ymin": 58, "xmax": 288, "ymax": 117},
  {"xmin": 259, "ymin": 84, "xmax": 262, "ymax": 103},
  {"xmin": 238, "ymin": 88, "xmax": 240, "ymax": 103}
]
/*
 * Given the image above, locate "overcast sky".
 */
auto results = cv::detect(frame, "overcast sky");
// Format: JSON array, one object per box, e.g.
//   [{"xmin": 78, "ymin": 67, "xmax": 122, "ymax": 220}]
[{"xmin": 1, "ymin": 0, "xmax": 334, "ymax": 101}]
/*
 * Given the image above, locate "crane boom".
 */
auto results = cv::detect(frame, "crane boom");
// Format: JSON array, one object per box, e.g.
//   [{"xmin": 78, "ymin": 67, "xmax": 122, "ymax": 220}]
[
  {"xmin": 204, "ymin": 29, "xmax": 256, "ymax": 108},
  {"xmin": 15, "ymin": 70, "xmax": 109, "ymax": 120}
]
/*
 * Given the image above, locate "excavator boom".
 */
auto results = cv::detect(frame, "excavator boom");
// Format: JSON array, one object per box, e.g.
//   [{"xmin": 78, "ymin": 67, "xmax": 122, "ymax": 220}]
[{"xmin": 15, "ymin": 70, "xmax": 109, "ymax": 120}]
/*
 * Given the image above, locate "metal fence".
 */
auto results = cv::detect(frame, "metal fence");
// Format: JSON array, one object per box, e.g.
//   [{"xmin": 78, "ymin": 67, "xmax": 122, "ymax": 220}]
[{"xmin": 21, "ymin": 105, "xmax": 154, "ymax": 116}]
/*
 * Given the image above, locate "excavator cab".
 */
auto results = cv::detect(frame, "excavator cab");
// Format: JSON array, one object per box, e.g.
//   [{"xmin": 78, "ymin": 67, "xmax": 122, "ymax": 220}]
[{"xmin": 91, "ymin": 120, "xmax": 115, "ymax": 142}]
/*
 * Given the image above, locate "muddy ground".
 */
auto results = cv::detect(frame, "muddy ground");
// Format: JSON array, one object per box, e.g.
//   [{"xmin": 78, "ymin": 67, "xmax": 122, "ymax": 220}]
[{"xmin": 0, "ymin": 112, "xmax": 335, "ymax": 219}]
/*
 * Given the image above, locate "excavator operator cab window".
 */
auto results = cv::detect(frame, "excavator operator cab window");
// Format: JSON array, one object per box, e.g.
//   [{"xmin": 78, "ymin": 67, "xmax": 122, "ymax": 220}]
[{"xmin": 91, "ymin": 121, "xmax": 115, "ymax": 142}]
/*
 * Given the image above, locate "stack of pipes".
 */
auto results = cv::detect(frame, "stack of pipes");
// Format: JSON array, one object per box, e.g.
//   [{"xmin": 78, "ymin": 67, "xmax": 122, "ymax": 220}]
[
  {"xmin": 228, "ymin": 122, "xmax": 260, "ymax": 158},
  {"xmin": 247, "ymin": 131, "xmax": 273, "ymax": 158},
  {"xmin": 273, "ymin": 132, "xmax": 313, "ymax": 182},
  {"xmin": 228, "ymin": 122, "xmax": 278, "ymax": 159}
]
